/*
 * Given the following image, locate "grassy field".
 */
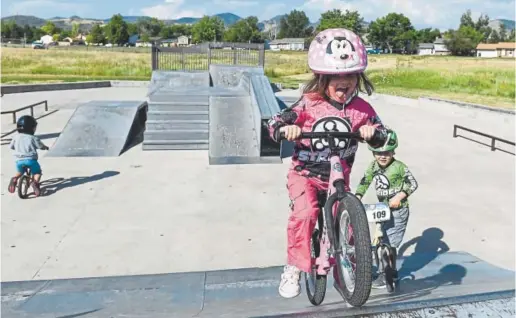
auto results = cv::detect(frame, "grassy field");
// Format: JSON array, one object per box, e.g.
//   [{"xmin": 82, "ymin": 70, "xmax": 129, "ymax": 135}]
[{"xmin": 1, "ymin": 47, "xmax": 514, "ymax": 108}]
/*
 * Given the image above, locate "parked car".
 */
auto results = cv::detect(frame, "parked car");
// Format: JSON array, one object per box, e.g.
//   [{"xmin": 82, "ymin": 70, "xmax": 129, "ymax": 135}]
[{"xmin": 367, "ymin": 48, "xmax": 381, "ymax": 54}]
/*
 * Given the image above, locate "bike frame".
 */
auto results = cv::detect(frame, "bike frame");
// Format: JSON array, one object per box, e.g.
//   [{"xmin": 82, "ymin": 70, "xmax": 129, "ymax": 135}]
[{"xmin": 281, "ymin": 131, "xmax": 362, "ymax": 276}]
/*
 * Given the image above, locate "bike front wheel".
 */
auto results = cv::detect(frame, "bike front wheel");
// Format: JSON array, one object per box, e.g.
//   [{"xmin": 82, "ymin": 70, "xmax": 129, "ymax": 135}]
[
  {"xmin": 333, "ymin": 194, "xmax": 372, "ymax": 307},
  {"xmin": 17, "ymin": 175, "xmax": 30, "ymax": 199}
]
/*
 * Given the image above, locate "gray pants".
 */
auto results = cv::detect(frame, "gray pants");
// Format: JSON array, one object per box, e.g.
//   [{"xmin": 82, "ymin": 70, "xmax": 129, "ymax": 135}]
[{"xmin": 379, "ymin": 207, "xmax": 410, "ymax": 249}]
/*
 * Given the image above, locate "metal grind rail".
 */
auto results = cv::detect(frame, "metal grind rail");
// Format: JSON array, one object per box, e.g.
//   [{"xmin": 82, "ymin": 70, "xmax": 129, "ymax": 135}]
[{"xmin": 453, "ymin": 124, "xmax": 515, "ymax": 151}]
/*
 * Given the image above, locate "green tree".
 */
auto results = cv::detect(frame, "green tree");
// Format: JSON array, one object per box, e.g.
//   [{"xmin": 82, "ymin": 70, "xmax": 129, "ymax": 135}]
[
  {"xmin": 136, "ymin": 17, "xmax": 163, "ymax": 38},
  {"xmin": 41, "ymin": 21, "xmax": 57, "ymax": 35},
  {"xmin": 86, "ymin": 24, "xmax": 106, "ymax": 44},
  {"xmin": 191, "ymin": 16, "xmax": 225, "ymax": 43},
  {"xmin": 277, "ymin": 10, "xmax": 312, "ymax": 38},
  {"xmin": 417, "ymin": 28, "xmax": 441, "ymax": 43},
  {"xmin": 460, "ymin": 10, "xmax": 475, "ymax": 29},
  {"xmin": 105, "ymin": 14, "xmax": 129, "ymax": 45},
  {"xmin": 223, "ymin": 16, "xmax": 263, "ymax": 43},
  {"xmin": 444, "ymin": 25, "xmax": 483, "ymax": 56},
  {"xmin": 499, "ymin": 23, "xmax": 507, "ymax": 42},
  {"xmin": 316, "ymin": 9, "xmax": 364, "ymax": 36},
  {"xmin": 71, "ymin": 23, "xmax": 80, "ymax": 38},
  {"xmin": 127, "ymin": 23, "xmax": 138, "ymax": 36},
  {"xmin": 509, "ymin": 28, "xmax": 516, "ymax": 42},
  {"xmin": 368, "ymin": 13, "xmax": 415, "ymax": 52},
  {"xmin": 1, "ymin": 21, "xmax": 24, "ymax": 39},
  {"xmin": 489, "ymin": 29, "xmax": 500, "ymax": 43},
  {"xmin": 474, "ymin": 13, "xmax": 491, "ymax": 43}
]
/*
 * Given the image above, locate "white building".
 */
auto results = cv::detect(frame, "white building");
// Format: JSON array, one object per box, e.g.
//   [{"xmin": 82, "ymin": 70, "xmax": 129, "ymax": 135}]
[
  {"xmin": 433, "ymin": 37, "xmax": 450, "ymax": 55},
  {"xmin": 268, "ymin": 38, "xmax": 305, "ymax": 51},
  {"xmin": 177, "ymin": 35, "xmax": 190, "ymax": 46},
  {"xmin": 476, "ymin": 42, "xmax": 516, "ymax": 58},
  {"xmin": 417, "ymin": 43, "xmax": 434, "ymax": 55},
  {"xmin": 40, "ymin": 35, "xmax": 53, "ymax": 44}
]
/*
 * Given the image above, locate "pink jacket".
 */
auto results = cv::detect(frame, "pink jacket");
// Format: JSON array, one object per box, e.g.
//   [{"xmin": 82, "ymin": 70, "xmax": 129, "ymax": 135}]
[{"xmin": 267, "ymin": 93, "xmax": 386, "ymax": 185}]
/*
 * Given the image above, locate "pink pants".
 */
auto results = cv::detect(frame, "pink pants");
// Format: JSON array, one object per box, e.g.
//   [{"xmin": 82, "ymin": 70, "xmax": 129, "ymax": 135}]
[{"xmin": 286, "ymin": 170, "xmax": 330, "ymax": 273}]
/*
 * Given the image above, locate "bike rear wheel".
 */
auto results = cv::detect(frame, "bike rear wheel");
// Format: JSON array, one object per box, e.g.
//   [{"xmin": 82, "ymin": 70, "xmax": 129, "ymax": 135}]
[
  {"xmin": 17, "ymin": 175, "xmax": 30, "ymax": 199},
  {"xmin": 305, "ymin": 224, "xmax": 327, "ymax": 305},
  {"xmin": 334, "ymin": 194, "xmax": 372, "ymax": 307}
]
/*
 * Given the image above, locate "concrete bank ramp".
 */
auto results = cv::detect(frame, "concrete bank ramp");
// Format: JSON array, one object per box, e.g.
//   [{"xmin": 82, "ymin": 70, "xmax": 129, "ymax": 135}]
[
  {"xmin": 2, "ymin": 252, "xmax": 514, "ymax": 317},
  {"xmin": 208, "ymin": 64, "xmax": 282, "ymax": 164},
  {"xmin": 46, "ymin": 100, "xmax": 147, "ymax": 157}
]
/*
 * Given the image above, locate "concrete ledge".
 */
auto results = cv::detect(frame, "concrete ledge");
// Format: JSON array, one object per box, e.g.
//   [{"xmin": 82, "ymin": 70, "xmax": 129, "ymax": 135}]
[
  {"xmin": 109, "ymin": 80, "xmax": 150, "ymax": 87},
  {"xmin": 419, "ymin": 96, "xmax": 515, "ymax": 115},
  {"xmin": 1, "ymin": 81, "xmax": 111, "ymax": 94}
]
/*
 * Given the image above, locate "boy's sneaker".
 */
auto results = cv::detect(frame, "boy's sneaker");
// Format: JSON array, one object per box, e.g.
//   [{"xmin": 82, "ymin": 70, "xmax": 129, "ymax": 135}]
[
  {"xmin": 372, "ymin": 273, "xmax": 386, "ymax": 289},
  {"xmin": 31, "ymin": 181, "xmax": 41, "ymax": 197},
  {"xmin": 8, "ymin": 177, "xmax": 18, "ymax": 193},
  {"xmin": 279, "ymin": 265, "xmax": 301, "ymax": 298}
]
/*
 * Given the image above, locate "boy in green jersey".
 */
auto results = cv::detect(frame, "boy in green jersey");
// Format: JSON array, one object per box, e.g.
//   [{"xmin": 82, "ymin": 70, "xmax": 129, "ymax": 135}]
[{"xmin": 355, "ymin": 129, "xmax": 418, "ymax": 290}]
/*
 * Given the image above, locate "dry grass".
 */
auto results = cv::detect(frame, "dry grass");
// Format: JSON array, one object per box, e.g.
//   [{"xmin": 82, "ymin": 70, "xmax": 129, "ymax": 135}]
[{"xmin": 1, "ymin": 47, "xmax": 515, "ymax": 108}]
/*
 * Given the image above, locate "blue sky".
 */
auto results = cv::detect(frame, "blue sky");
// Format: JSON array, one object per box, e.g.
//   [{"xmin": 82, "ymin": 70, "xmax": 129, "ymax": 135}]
[{"xmin": 1, "ymin": 0, "xmax": 515, "ymax": 30}]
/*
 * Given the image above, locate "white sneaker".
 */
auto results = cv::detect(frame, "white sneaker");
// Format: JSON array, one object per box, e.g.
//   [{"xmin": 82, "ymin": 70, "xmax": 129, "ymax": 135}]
[{"xmin": 278, "ymin": 265, "xmax": 301, "ymax": 298}]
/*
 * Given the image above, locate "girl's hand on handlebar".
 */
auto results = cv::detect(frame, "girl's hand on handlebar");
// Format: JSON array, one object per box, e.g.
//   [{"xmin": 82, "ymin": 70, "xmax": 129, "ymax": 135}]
[
  {"xmin": 280, "ymin": 125, "xmax": 301, "ymax": 141},
  {"xmin": 358, "ymin": 125, "xmax": 376, "ymax": 141}
]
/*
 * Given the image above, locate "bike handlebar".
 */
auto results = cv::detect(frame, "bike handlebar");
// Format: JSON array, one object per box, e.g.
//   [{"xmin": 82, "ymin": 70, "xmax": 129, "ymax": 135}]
[{"xmin": 279, "ymin": 131, "xmax": 364, "ymax": 141}]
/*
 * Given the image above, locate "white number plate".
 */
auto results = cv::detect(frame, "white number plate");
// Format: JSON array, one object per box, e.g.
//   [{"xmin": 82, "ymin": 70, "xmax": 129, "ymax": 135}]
[{"xmin": 364, "ymin": 203, "xmax": 391, "ymax": 223}]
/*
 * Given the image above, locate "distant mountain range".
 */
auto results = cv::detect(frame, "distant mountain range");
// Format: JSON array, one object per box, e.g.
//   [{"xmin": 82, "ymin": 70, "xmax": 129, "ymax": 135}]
[
  {"xmin": 488, "ymin": 19, "xmax": 516, "ymax": 32},
  {"xmin": 1, "ymin": 13, "xmax": 513, "ymax": 34},
  {"xmin": 1, "ymin": 13, "xmax": 319, "ymax": 33}
]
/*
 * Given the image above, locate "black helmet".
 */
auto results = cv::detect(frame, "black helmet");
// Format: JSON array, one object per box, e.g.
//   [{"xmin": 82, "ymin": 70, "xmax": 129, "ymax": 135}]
[{"xmin": 16, "ymin": 115, "xmax": 38, "ymax": 135}]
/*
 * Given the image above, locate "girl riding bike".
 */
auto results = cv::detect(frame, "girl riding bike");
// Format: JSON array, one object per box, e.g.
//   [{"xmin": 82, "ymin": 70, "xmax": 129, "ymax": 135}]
[{"xmin": 267, "ymin": 28, "xmax": 388, "ymax": 298}]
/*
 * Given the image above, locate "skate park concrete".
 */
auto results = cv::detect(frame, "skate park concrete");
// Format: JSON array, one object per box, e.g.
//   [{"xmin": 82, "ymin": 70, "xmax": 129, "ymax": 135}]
[{"xmin": 1, "ymin": 86, "xmax": 515, "ymax": 316}]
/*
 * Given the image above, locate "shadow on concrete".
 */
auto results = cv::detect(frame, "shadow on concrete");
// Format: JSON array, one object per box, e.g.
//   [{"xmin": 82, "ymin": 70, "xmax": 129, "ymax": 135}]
[
  {"xmin": 40, "ymin": 170, "xmax": 120, "ymax": 196},
  {"xmin": 455, "ymin": 135, "xmax": 515, "ymax": 156},
  {"xmin": 397, "ymin": 227, "xmax": 450, "ymax": 280},
  {"xmin": 56, "ymin": 308, "xmax": 103, "ymax": 318},
  {"xmin": 1, "ymin": 132, "xmax": 61, "ymax": 146},
  {"xmin": 36, "ymin": 132, "xmax": 61, "ymax": 140}
]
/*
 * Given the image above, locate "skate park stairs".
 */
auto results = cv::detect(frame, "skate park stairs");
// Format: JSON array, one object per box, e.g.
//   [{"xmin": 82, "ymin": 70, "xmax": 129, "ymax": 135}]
[
  {"xmin": 143, "ymin": 65, "xmax": 284, "ymax": 164},
  {"xmin": 46, "ymin": 100, "xmax": 147, "ymax": 157}
]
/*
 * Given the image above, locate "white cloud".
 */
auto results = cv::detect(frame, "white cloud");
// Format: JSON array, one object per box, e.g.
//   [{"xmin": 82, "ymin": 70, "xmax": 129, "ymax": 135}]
[
  {"xmin": 141, "ymin": 0, "xmax": 206, "ymax": 20},
  {"xmin": 7, "ymin": 0, "xmax": 89, "ymax": 16},
  {"xmin": 301, "ymin": 0, "xmax": 516, "ymax": 30},
  {"xmin": 213, "ymin": 0, "xmax": 258, "ymax": 7}
]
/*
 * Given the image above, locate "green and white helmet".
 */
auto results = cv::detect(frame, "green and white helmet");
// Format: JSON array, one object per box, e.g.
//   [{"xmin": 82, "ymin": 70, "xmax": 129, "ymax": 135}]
[{"xmin": 368, "ymin": 129, "xmax": 398, "ymax": 152}]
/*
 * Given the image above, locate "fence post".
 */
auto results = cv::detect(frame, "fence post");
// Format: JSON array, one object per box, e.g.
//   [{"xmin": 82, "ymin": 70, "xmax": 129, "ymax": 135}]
[
  {"xmin": 12, "ymin": 113, "xmax": 16, "ymax": 124},
  {"xmin": 491, "ymin": 139, "xmax": 496, "ymax": 151},
  {"xmin": 208, "ymin": 44, "xmax": 212, "ymax": 68},
  {"xmin": 233, "ymin": 48, "xmax": 237, "ymax": 65},
  {"xmin": 259, "ymin": 44, "xmax": 265, "ymax": 67},
  {"xmin": 151, "ymin": 44, "xmax": 157, "ymax": 70},
  {"xmin": 181, "ymin": 48, "xmax": 185, "ymax": 70},
  {"xmin": 44, "ymin": 100, "xmax": 48, "ymax": 112},
  {"xmin": 453, "ymin": 125, "xmax": 457, "ymax": 138}
]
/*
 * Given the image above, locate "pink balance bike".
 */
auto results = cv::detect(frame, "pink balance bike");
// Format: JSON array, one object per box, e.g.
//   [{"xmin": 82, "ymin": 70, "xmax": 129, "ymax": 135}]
[{"xmin": 280, "ymin": 130, "xmax": 376, "ymax": 307}]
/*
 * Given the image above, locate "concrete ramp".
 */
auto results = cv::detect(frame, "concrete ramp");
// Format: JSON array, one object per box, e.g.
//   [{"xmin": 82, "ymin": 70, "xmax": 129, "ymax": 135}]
[
  {"xmin": 147, "ymin": 70, "xmax": 209, "ymax": 96},
  {"xmin": 1, "ymin": 252, "xmax": 514, "ymax": 317},
  {"xmin": 46, "ymin": 100, "xmax": 147, "ymax": 157},
  {"xmin": 208, "ymin": 64, "xmax": 282, "ymax": 164}
]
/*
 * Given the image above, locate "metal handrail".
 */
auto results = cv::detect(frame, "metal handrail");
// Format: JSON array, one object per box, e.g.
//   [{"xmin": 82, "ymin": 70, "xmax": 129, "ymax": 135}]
[
  {"xmin": 453, "ymin": 124, "xmax": 515, "ymax": 151},
  {"xmin": 1, "ymin": 100, "xmax": 48, "ymax": 124}
]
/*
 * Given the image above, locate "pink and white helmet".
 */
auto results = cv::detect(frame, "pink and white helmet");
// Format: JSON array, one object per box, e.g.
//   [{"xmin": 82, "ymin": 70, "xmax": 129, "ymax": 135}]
[{"xmin": 308, "ymin": 28, "xmax": 368, "ymax": 75}]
